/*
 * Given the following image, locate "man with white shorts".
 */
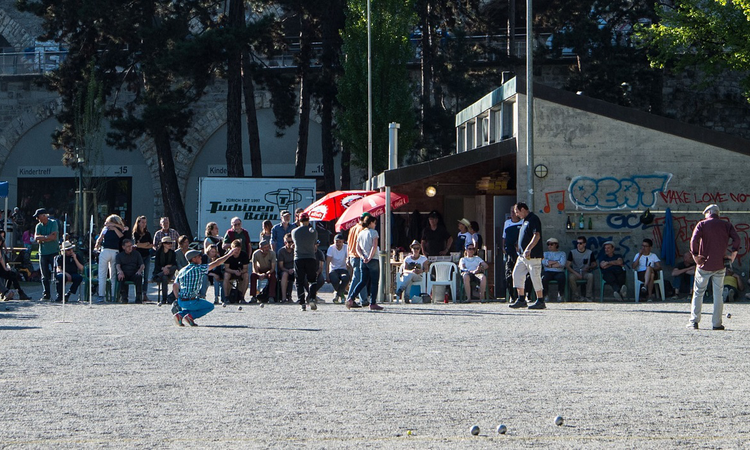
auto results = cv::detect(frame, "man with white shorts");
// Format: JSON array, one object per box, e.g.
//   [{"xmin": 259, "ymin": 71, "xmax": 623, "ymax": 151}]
[{"xmin": 510, "ymin": 202, "xmax": 546, "ymax": 309}]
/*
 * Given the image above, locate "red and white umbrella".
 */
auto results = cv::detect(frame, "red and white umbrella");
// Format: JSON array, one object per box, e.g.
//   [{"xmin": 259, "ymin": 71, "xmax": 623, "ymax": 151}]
[
  {"xmin": 335, "ymin": 192, "xmax": 409, "ymax": 232},
  {"xmin": 302, "ymin": 190, "xmax": 375, "ymax": 222}
]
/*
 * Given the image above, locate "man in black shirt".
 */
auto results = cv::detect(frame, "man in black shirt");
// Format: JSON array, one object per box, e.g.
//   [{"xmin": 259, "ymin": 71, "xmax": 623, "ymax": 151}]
[
  {"xmin": 115, "ymin": 239, "xmax": 145, "ymax": 303},
  {"xmin": 420, "ymin": 211, "xmax": 453, "ymax": 257},
  {"xmin": 510, "ymin": 202, "xmax": 546, "ymax": 309}
]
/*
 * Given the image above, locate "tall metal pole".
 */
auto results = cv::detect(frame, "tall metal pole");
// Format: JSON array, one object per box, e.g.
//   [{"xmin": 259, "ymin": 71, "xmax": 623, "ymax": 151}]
[
  {"xmin": 367, "ymin": 0, "xmax": 373, "ymax": 189},
  {"xmin": 379, "ymin": 122, "xmax": 399, "ymax": 304},
  {"xmin": 526, "ymin": 0, "xmax": 534, "ymax": 209}
]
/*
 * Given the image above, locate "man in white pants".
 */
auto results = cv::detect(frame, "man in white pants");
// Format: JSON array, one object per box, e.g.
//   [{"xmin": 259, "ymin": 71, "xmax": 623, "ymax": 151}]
[
  {"xmin": 687, "ymin": 204, "xmax": 740, "ymax": 330},
  {"xmin": 510, "ymin": 203, "xmax": 546, "ymax": 310}
]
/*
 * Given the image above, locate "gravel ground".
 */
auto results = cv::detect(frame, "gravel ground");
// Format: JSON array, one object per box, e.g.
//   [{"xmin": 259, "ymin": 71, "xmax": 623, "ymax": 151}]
[{"xmin": 2, "ymin": 283, "xmax": 750, "ymax": 449}]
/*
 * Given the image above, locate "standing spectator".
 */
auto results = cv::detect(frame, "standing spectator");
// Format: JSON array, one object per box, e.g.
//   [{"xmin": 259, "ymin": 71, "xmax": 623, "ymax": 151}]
[
  {"xmin": 346, "ymin": 216, "xmax": 368, "ymax": 306},
  {"xmin": 394, "ymin": 240, "xmax": 429, "ymax": 302},
  {"xmin": 115, "ymin": 239, "xmax": 145, "ymax": 304},
  {"xmin": 291, "ymin": 213, "xmax": 319, "ymax": 311},
  {"xmin": 277, "ymin": 233, "xmax": 296, "ymax": 302},
  {"xmin": 421, "ymin": 211, "xmax": 453, "ymax": 257},
  {"xmin": 459, "ymin": 243, "xmax": 488, "ymax": 301},
  {"xmin": 566, "ymin": 236, "xmax": 597, "ymax": 302},
  {"xmin": 34, "ymin": 208, "xmax": 59, "ymax": 301},
  {"xmin": 223, "ymin": 239, "xmax": 249, "ymax": 303},
  {"xmin": 132, "ymin": 216, "xmax": 153, "ymax": 302},
  {"xmin": 510, "ymin": 202, "xmax": 545, "ymax": 309},
  {"xmin": 172, "ymin": 247, "xmax": 240, "ymax": 327},
  {"xmin": 502, "ymin": 205, "xmax": 523, "ymax": 302},
  {"xmin": 346, "ymin": 214, "xmax": 383, "ymax": 311},
  {"xmin": 542, "ymin": 238, "xmax": 567, "ymax": 302},
  {"xmin": 632, "ymin": 238, "xmax": 662, "ymax": 301},
  {"xmin": 259, "ymin": 220, "xmax": 273, "ymax": 243},
  {"xmin": 455, "ymin": 218, "xmax": 474, "ymax": 251},
  {"xmin": 54, "ymin": 241, "xmax": 84, "ymax": 302},
  {"xmin": 599, "ymin": 241, "xmax": 628, "ymax": 301},
  {"xmin": 205, "ymin": 245, "xmax": 224, "ymax": 303},
  {"xmin": 175, "ymin": 235, "xmax": 190, "ymax": 270},
  {"xmin": 271, "ymin": 210, "xmax": 296, "ymax": 252},
  {"xmin": 152, "ymin": 217, "xmax": 179, "ymax": 252},
  {"xmin": 470, "ymin": 221, "xmax": 483, "ymax": 250},
  {"xmin": 250, "ymin": 239, "xmax": 276, "ymax": 303},
  {"xmin": 671, "ymin": 252, "xmax": 696, "ymax": 298},
  {"xmin": 203, "ymin": 222, "xmax": 224, "ymax": 256},
  {"xmin": 222, "ymin": 217, "xmax": 252, "ymax": 256},
  {"xmin": 687, "ymin": 204, "xmax": 740, "ymax": 330},
  {"xmin": 153, "ymin": 236, "xmax": 177, "ymax": 305},
  {"xmin": 94, "ymin": 214, "xmax": 127, "ymax": 303},
  {"xmin": 326, "ymin": 234, "xmax": 350, "ymax": 303}
]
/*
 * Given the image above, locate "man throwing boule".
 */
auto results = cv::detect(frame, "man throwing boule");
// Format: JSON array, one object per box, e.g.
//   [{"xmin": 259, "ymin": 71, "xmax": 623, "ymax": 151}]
[{"xmin": 172, "ymin": 247, "xmax": 240, "ymax": 327}]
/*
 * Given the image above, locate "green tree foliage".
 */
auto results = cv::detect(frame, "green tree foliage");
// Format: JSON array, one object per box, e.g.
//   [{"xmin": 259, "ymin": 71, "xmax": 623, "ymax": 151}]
[
  {"xmin": 540, "ymin": 0, "xmax": 662, "ymax": 112},
  {"xmin": 336, "ymin": 0, "xmax": 418, "ymax": 177},
  {"xmin": 16, "ymin": 0, "xmax": 228, "ymax": 237},
  {"xmin": 639, "ymin": 0, "xmax": 750, "ymax": 100}
]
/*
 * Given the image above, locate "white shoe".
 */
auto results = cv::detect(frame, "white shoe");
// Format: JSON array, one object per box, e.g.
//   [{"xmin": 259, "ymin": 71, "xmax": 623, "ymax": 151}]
[
  {"xmin": 620, "ymin": 285, "xmax": 628, "ymax": 299},
  {"xmin": 613, "ymin": 291, "xmax": 622, "ymax": 301}
]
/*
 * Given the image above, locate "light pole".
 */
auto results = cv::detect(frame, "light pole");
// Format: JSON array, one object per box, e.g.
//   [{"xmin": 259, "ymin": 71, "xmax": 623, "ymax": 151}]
[
  {"xmin": 526, "ymin": 0, "xmax": 534, "ymax": 209},
  {"xmin": 367, "ymin": 0, "xmax": 373, "ymax": 189}
]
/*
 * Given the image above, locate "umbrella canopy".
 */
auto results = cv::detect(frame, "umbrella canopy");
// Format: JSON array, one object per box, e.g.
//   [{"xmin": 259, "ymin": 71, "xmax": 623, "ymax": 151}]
[
  {"xmin": 335, "ymin": 192, "xmax": 409, "ymax": 232},
  {"xmin": 302, "ymin": 190, "xmax": 375, "ymax": 222},
  {"xmin": 661, "ymin": 207, "xmax": 676, "ymax": 266}
]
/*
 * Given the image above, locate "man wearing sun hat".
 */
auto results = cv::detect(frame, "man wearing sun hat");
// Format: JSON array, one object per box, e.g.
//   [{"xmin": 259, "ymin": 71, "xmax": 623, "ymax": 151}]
[
  {"xmin": 541, "ymin": 237, "xmax": 566, "ymax": 302},
  {"xmin": 34, "ymin": 208, "xmax": 59, "ymax": 301},
  {"xmin": 54, "ymin": 241, "xmax": 84, "ymax": 302},
  {"xmin": 687, "ymin": 204, "xmax": 740, "ymax": 330},
  {"xmin": 172, "ymin": 246, "xmax": 240, "ymax": 326}
]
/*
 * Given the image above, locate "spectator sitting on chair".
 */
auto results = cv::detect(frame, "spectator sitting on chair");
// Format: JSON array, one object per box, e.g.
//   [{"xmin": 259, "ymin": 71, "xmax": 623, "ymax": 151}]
[
  {"xmin": 542, "ymin": 238, "xmax": 566, "ymax": 302},
  {"xmin": 115, "ymin": 239, "xmax": 145, "ymax": 304},
  {"xmin": 632, "ymin": 238, "xmax": 662, "ymax": 301},
  {"xmin": 671, "ymin": 252, "xmax": 696, "ymax": 298},
  {"xmin": 722, "ymin": 256, "xmax": 743, "ymax": 303},
  {"xmin": 277, "ymin": 233, "xmax": 295, "ymax": 302},
  {"xmin": 566, "ymin": 236, "xmax": 597, "ymax": 302},
  {"xmin": 459, "ymin": 244, "xmax": 488, "ymax": 301},
  {"xmin": 326, "ymin": 233, "xmax": 350, "ymax": 303},
  {"xmin": 599, "ymin": 241, "xmax": 628, "ymax": 301},
  {"xmin": 395, "ymin": 240, "xmax": 429, "ymax": 302},
  {"xmin": 250, "ymin": 239, "xmax": 277, "ymax": 303},
  {"xmin": 54, "ymin": 241, "xmax": 83, "ymax": 302},
  {"xmin": 175, "ymin": 235, "xmax": 191, "ymax": 270},
  {"xmin": 152, "ymin": 236, "xmax": 177, "ymax": 305},
  {"xmin": 0, "ymin": 233, "xmax": 31, "ymax": 300},
  {"xmin": 223, "ymin": 239, "xmax": 249, "ymax": 303}
]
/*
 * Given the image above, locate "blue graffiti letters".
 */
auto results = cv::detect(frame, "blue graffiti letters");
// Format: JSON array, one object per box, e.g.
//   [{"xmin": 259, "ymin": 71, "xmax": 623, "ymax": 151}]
[{"xmin": 568, "ymin": 173, "xmax": 672, "ymax": 210}]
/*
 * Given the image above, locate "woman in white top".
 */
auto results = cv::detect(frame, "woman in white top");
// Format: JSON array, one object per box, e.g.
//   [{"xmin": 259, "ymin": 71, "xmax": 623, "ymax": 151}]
[
  {"xmin": 395, "ymin": 240, "xmax": 429, "ymax": 301},
  {"xmin": 459, "ymin": 243, "xmax": 488, "ymax": 301},
  {"xmin": 345, "ymin": 214, "xmax": 383, "ymax": 310},
  {"xmin": 456, "ymin": 218, "xmax": 475, "ymax": 251}
]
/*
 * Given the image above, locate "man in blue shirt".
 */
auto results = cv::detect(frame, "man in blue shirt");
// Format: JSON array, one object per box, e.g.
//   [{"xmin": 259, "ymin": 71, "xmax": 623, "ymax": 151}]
[
  {"xmin": 34, "ymin": 208, "xmax": 59, "ymax": 301},
  {"xmin": 173, "ymin": 247, "xmax": 239, "ymax": 326}
]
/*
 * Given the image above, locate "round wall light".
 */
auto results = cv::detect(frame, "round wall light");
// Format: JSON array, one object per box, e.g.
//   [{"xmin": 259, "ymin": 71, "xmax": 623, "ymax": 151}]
[
  {"xmin": 534, "ymin": 164, "xmax": 549, "ymax": 179},
  {"xmin": 425, "ymin": 186, "xmax": 437, "ymax": 197}
]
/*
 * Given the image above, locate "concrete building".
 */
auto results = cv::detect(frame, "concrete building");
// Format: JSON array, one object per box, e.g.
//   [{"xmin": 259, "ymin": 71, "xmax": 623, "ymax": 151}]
[{"xmin": 375, "ymin": 76, "xmax": 750, "ymax": 298}]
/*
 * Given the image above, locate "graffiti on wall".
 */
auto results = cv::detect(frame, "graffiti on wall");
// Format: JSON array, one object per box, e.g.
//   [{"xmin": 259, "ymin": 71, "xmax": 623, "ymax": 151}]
[
  {"xmin": 660, "ymin": 189, "xmax": 750, "ymax": 206},
  {"xmin": 568, "ymin": 173, "xmax": 672, "ymax": 210},
  {"xmin": 540, "ymin": 190, "xmax": 566, "ymax": 214}
]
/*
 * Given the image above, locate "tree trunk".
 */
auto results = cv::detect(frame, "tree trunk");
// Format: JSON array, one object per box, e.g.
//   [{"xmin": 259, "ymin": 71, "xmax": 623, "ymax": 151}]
[
  {"xmin": 319, "ymin": 0, "xmax": 343, "ymax": 193},
  {"xmin": 226, "ymin": 0, "xmax": 244, "ymax": 177},
  {"xmin": 418, "ymin": 0, "xmax": 433, "ymax": 139},
  {"xmin": 340, "ymin": 144, "xmax": 351, "ymax": 190},
  {"xmin": 295, "ymin": 13, "xmax": 313, "ymax": 179},
  {"xmin": 152, "ymin": 127, "xmax": 193, "ymax": 239},
  {"xmin": 242, "ymin": 50, "xmax": 263, "ymax": 177}
]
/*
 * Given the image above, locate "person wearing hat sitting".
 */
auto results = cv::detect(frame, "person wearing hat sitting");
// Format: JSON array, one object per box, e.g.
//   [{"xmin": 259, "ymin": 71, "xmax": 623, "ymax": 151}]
[
  {"xmin": 326, "ymin": 233, "xmax": 350, "ymax": 303},
  {"xmin": 459, "ymin": 243, "xmax": 488, "ymax": 301},
  {"xmin": 542, "ymin": 238, "xmax": 567, "ymax": 302},
  {"xmin": 53, "ymin": 241, "xmax": 83, "ymax": 302},
  {"xmin": 172, "ymin": 246, "xmax": 241, "ymax": 326},
  {"xmin": 153, "ymin": 235, "xmax": 177, "ymax": 305},
  {"xmin": 250, "ymin": 239, "xmax": 277, "ymax": 303},
  {"xmin": 115, "ymin": 239, "xmax": 145, "ymax": 304},
  {"xmin": 34, "ymin": 208, "xmax": 59, "ymax": 301},
  {"xmin": 395, "ymin": 240, "xmax": 429, "ymax": 302},
  {"xmin": 599, "ymin": 241, "xmax": 628, "ymax": 301}
]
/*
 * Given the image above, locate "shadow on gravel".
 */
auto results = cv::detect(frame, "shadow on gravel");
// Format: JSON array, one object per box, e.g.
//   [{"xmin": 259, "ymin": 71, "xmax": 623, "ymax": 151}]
[
  {"xmin": 0, "ymin": 326, "xmax": 41, "ymax": 330},
  {"xmin": 203, "ymin": 325, "xmax": 323, "ymax": 332},
  {"xmin": 365, "ymin": 308, "xmax": 534, "ymax": 318}
]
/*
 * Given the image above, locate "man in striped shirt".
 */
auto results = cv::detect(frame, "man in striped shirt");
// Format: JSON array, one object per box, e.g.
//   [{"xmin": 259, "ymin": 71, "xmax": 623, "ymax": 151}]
[{"xmin": 172, "ymin": 247, "xmax": 239, "ymax": 326}]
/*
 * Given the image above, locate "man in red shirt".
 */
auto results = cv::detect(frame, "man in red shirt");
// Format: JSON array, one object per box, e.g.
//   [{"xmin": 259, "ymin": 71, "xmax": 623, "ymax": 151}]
[{"xmin": 687, "ymin": 204, "xmax": 740, "ymax": 330}]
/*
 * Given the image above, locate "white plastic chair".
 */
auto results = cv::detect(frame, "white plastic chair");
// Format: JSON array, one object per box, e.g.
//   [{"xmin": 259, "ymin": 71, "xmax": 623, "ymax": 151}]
[
  {"xmin": 633, "ymin": 269, "xmax": 666, "ymax": 302},
  {"xmin": 427, "ymin": 262, "xmax": 458, "ymax": 303}
]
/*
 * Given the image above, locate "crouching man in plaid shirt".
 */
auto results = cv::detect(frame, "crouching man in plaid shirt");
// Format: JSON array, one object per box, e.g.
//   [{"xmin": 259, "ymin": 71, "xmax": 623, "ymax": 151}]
[{"xmin": 173, "ymin": 247, "xmax": 240, "ymax": 326}]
